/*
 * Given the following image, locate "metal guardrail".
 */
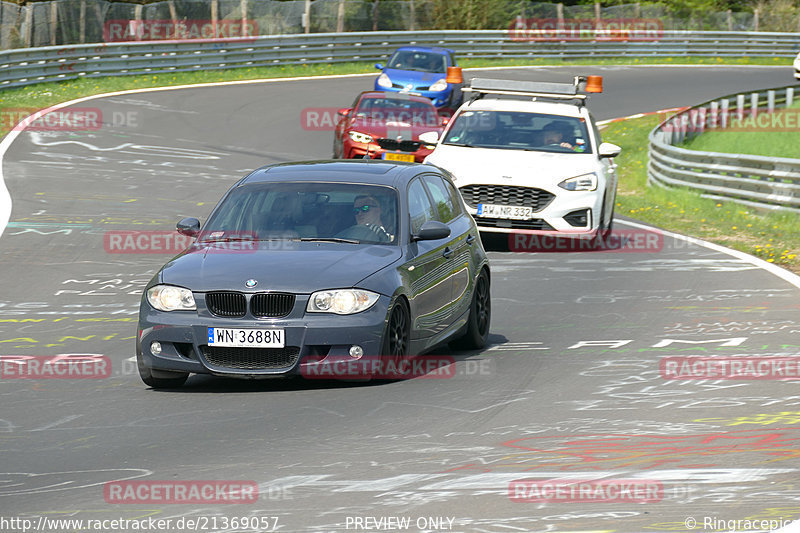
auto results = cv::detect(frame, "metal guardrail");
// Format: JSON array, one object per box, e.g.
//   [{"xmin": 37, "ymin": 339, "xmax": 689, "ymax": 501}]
[
  {"xmin": 2, "ymin": 30, "xmax": 800, "ymax": 90},
  {"xmin": 648, "ymin": 85, "xmax": 800, "ymax": 213}
]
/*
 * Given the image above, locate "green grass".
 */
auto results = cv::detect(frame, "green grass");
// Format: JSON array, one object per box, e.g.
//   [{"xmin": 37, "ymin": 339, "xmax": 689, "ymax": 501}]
[
  {"xmin": 680, "ymin": 101, "xmax": 800, "ymax": 158},
  {"xmin": 1, "ymin": 54, "xmax": 798, "ymax": 274},
  {"xmin": 603, "ymin": 115, "xmax": 800, "ymax": 273}
]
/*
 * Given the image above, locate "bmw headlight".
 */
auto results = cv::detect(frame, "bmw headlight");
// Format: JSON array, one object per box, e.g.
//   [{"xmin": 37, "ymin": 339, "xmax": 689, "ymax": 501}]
[
  {"xmin": 558, "ymin": 172, "xmax": 598, "ymax": 191},
  {"xmin": 377, "ymin": 73, "xmax": 392, "ymax": 88},
  {"xmin": 147, "ymin": 285, "xmax": 196, "ymax": 312},
  {"xmin": 307, "ymin": 289, "xmax": 380, "ymax": 315},
  {"xmin": 348, "ymin": 131, "xmax": 374, "ymax": 144},
  {"xmin": 429, "ymin": 78, "xmax": 448, "ymax": 92}
]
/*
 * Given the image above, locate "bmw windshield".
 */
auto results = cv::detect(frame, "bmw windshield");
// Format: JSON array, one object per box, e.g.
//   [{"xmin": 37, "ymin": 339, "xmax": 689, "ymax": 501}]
[{"xmin": 202, "ymin": 182, "xmax": 399, "ymax": 245}]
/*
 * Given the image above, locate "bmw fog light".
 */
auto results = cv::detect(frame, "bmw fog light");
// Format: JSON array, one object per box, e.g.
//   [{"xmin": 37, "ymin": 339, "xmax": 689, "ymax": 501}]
[
  {"xmin": 349, "ymin": 345, "xmax": 364, "ymax": 358},
  {"xmin": 151, "ymin": 341, "xmax": 162, "ymax": 355}
]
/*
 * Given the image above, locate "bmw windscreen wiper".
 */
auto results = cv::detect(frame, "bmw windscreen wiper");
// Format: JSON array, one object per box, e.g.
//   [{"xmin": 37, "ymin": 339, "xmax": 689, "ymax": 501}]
[
  {"xmin": 443, "ymin": 142, "xmax": 476, "ymax": 147},
  {"xmin": 299, "ymin": 237, "xmax": 360, "ymax": 244}
]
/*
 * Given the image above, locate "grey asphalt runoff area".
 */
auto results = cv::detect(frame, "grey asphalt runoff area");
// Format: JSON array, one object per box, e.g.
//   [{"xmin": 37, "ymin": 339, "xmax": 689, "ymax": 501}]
[{"xmin": 1, "ymin": 66, "xmax": 800, "ymax": 532}]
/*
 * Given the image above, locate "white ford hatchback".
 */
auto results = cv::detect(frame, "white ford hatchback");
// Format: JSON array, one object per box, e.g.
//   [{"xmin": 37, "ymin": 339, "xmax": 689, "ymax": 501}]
[{"xmin": 423, "ymin": 77, "xmax": 621, "ymax": 241}]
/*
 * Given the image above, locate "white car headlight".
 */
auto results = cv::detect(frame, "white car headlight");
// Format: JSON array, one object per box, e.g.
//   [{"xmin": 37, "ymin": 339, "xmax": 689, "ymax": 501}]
[
  {"xmin": 307, "ymin": 289, "xmax": 380, "ymax": 315},
  {"xmin": 429, "ymin": 78, "xmax": 448, "ymax": 92},
  {"xmin": 348, "ymin": 131, "xmax": 374, "ymax": 144},
  {"xmin": 377, "ymin": 73, "xmax": 392, "ymax": 88},
  {"xmin": 147, "ymin": 285, "xmax": 196, "ymax": 312},
  {"xmin": 558, "ymin": 172, "xmax": 598, "ymax": 191}
]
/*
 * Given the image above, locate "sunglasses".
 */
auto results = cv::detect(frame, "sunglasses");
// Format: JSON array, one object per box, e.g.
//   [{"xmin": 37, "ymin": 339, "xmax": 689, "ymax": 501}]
[{"xmin": 353, "ymin": 205, "xmax": 378, "ymax": 214}]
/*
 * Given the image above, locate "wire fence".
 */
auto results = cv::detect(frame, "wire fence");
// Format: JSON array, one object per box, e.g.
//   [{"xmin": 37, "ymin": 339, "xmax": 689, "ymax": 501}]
[{"xmin": 0, "ymin": 0, "xmax": 775, "ymax": 50}]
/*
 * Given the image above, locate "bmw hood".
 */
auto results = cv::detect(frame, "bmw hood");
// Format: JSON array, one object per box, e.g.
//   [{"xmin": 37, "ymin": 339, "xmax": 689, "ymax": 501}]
[
  {"xmin": 426, "ymin": 146, "xmax": 599, "ymax": 188},
  {"xmin": 159, "ymin": 242, "xmax": 402, "ymax": 293}
]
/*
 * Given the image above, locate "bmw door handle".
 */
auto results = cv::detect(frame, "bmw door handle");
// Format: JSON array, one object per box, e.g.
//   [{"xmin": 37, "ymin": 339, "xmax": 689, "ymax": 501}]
[
  {"xmin": 442, "ymin": 247, "xmax": 454, "ymax": 259},
  {"xmin": 466, "ymin": 234, "xmax": 476, "ymax": 246}
]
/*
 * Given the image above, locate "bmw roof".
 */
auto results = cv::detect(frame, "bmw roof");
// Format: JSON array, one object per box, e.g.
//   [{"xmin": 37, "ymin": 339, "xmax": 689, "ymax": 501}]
[{"xmin": 240, "ymin": 160, "xmax": 426, "ymax": 186}]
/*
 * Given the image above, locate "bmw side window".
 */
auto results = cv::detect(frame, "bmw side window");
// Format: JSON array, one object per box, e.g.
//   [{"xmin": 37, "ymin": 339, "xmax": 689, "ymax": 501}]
[
  {"xmin": 408, "ymin": 178, "xmax": 436, "ymax": 235},
  {"xmin": 422, "ymin": 175, "xmax": 457, "ymax": 223},
  {"xmin": 442, "ymin": 179, "xmax": 465, "ymax": 217}
]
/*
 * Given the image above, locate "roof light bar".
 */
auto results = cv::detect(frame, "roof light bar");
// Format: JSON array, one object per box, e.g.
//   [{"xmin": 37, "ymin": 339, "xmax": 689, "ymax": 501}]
[{"xmin": 463, "ymin": 76, "xmax": 603, "ymax": 102}]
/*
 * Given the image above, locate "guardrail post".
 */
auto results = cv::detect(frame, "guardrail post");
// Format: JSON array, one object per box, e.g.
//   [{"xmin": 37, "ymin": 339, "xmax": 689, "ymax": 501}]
[
  {"xmin": 710, "ymin": 101, "xmax": 719, "ymax": 129},
  {"xmin": 751, "ymin": 92, "xmax": 759, "ymax": 119},
  {"xmin": 721, "ymin": 98, "xmax": 729, "ymax": 128},
  {"xmin": 787, "ymin": 87, "xmax": 795, "ymax": 107},
  {"xmin": 767, "ymin": 90, "xmax": 775, "ymax": 113},
  {"xmin": 409, "ymin": 0, "xmax": 415, "ymax": 31},
  {"xmin": 736, "ymin": 94, "xmax": 745, "ymax": 121}
]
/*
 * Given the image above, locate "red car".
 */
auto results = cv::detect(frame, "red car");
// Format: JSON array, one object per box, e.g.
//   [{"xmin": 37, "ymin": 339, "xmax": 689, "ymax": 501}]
[{"xmin": 333, "ymin": 91, "xmax": 447, "ymax": 163}]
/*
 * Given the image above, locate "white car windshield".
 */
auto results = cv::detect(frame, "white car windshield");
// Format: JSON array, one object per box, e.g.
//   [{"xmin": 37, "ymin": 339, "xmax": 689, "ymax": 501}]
[{"xmin": 442, "ymin": 110, "xmax": 593, "ymax": 154}]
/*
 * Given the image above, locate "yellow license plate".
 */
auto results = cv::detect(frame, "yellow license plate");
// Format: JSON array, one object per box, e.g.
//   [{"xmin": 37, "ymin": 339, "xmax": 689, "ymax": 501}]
[{"xmin": 383, "ymin": 152, "xmax": 415, "ymax": 162}]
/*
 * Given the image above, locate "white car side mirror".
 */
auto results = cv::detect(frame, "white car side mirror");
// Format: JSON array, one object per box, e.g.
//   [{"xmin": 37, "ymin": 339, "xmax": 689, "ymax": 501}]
[
  {"xmin": 598, "ymin": 142, "xmax": 621, "ymax": 158},
  {"xmin": 419, "ymin": 131, "xmax": 440, "ymax": 144}
]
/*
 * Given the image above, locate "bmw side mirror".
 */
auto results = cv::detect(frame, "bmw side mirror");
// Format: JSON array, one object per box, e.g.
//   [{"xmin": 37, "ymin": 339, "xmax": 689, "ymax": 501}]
[
  {"xmin": 177, "ymin": 217, "xmax": 200, "ymax": 237},
  {"xmin": 337, "ymin": 108, "xmax": 351, "ymax": 117},
  {"xmin": 413, "ymin": 220, "xmax": 451, "ymax": 242},
  {"xmin": 375, "ymin": 63, "xmax": 384, "ymax": 70},
  {"xmin": 598, "ymin": 142, "xmax": 622, "ymax": 158}
]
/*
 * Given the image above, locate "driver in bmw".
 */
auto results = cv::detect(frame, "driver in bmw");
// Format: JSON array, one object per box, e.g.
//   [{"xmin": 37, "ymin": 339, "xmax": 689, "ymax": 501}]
[{"xmin": 352, "ymin": 195, "xmax": 393, "ymax": 241}]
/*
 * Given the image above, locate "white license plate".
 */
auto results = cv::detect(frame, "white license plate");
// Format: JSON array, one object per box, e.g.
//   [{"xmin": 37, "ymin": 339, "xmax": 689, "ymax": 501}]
[
  {"xmin": 477, "ymin": 204, "xmax": 533, "ymax": 220},
  {"xmin": 207, "ymin": 327, "xmax": 285, "ymax": 348}
]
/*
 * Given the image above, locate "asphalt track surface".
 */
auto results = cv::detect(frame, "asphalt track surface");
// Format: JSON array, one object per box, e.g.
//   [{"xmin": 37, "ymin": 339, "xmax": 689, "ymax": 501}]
[{"xmin": 2, "ymin": 66, "xmax": 800, "ymax": 533}]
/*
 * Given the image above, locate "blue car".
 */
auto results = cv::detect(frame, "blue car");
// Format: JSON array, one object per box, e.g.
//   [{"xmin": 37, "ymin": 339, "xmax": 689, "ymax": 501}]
[
  {"xmin": 136, "ymin": 160, "xmax": 491, "ymax": 388},
  {"xmin": 374, "ymin": 46, "xmax": 463, "ymax": 111}
]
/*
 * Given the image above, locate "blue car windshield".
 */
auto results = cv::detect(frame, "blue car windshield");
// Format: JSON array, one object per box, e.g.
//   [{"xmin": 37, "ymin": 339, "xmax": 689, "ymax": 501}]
[
  {"xmin": 203, "ymin": 182, "xmax": 399, "ymax": 245},
  {"xmin": 386, "ymin": 51, "xmax": 447, "ymax": 73},
  {"xmin": 443, "ymin": 111, "xmax": 593, "ymax": 154}
]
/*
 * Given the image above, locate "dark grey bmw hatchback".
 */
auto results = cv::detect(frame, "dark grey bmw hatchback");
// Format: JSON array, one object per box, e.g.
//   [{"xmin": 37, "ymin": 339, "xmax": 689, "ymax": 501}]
[{"xmin": 136, "ymin": 160, "xmax": 490, "ymax": 388}]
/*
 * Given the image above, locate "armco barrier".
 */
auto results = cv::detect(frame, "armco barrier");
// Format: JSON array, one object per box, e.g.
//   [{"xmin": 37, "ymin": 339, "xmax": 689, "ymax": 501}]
[
  {"xmin": 2, "ymin": 30, "xmax": 800, "ymax": 90},
  {"xmin": 648, "ymin": 85, "xmax": 800, "ymax": 213}
]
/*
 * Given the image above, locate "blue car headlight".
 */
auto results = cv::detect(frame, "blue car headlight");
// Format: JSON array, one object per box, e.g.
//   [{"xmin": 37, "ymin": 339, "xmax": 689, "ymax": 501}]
[
  {"xmin": 307, "ymin": 289, "xmax": 380, "ymax": 315},
  {"xmin": 429, "ymin": 78, "xmax": 448, "ymax": 92},
  {"xmin": 377, "ymin": 73, "xmax": 392, "ymax": 89}
]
